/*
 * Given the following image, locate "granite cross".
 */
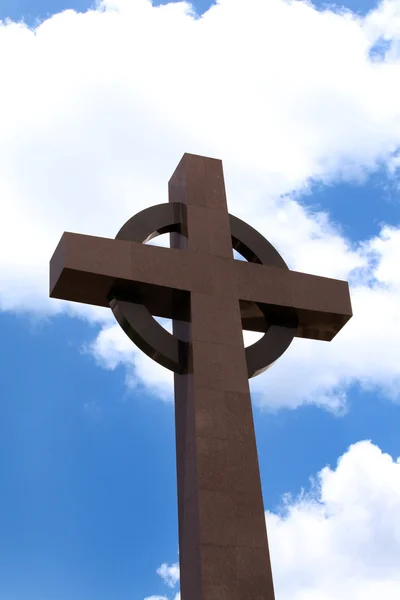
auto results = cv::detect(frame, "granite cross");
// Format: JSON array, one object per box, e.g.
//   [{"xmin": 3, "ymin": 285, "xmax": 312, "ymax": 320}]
[{"xmin": 50, "ymin": 153, "xmax": 352, "ymax": 600}]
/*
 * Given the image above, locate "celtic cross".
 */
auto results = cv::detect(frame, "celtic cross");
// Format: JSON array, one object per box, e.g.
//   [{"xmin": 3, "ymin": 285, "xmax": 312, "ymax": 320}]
[{"xmin": 50, "ymin": 153, "xmax": 352, "ymax": 600}]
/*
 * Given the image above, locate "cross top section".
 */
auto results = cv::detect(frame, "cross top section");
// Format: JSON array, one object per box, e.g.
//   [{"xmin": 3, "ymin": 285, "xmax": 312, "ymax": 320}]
[{"xmin": 50, "ymin": 153, "xmax": 352, "ymax": 378}]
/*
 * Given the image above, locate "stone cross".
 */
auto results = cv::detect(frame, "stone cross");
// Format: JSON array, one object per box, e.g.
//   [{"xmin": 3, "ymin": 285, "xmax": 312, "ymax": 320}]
[{"xmin": 50, "ymin": 153, "xmax": 352, "ymax": 600}]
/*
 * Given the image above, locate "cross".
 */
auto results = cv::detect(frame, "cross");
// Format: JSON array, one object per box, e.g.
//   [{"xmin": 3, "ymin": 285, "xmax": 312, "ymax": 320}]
[{"xmin": 50, "ymin": 153, "xmax": 352, "ymax": 600}]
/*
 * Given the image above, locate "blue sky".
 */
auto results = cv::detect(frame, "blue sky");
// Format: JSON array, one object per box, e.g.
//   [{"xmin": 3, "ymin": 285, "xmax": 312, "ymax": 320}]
[
  {"xmin": 0, "ymin": 0, "xmax": 382, "ymax": 23},
  {"xmin": 1, "ymin": 1, "xmax": 400, "ymax": 599}
]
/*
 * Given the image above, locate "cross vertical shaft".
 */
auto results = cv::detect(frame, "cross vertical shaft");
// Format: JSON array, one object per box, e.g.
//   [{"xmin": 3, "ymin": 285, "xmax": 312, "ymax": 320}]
[{"xmin": 169, "ymin": 155, "xmax": 275, "ymax": 600}]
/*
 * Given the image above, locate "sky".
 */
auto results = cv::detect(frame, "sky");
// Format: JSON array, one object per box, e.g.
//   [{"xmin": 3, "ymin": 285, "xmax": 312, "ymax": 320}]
[{"xmin": 0, "ymin": 0, "xmax": 400, "ymax": 599}]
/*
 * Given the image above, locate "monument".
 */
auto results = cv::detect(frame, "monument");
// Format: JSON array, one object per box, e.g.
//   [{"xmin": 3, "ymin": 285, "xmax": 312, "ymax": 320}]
[{"xmin": 50, "ymin": 153, "xmax": 352, "ymax": 599}]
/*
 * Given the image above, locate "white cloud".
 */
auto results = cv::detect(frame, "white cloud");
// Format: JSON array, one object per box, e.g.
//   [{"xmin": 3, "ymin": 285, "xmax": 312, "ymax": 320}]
[
  {"xmin": 149, "ymin": 440, "xmax": 400, "ymax": 600},
  {"xmin": 1, "ymin": 0, "xmax": 400, "ymax": 409},
  {"xmin": 269, "ymin": 440, "xmax": 400, "ymax": 599},
  {"xmin": 156, "ymin": 563, "xmax": 180, "ymax": 588},
  {"xmin": 86, "ymin": 319, "xmax": 174, "ymax": 400}
]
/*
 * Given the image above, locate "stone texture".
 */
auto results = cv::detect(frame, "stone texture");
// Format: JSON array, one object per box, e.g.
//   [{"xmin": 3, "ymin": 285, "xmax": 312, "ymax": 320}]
[{"xmin": 169, "ymin": 155, "xmax": 276, "ymax": 600}]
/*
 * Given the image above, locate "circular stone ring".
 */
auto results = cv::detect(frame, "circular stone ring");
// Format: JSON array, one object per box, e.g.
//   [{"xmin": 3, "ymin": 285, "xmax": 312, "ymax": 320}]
[{"xmin": 109, "ymin": 203, "xmax": 297, "ymax": 378}]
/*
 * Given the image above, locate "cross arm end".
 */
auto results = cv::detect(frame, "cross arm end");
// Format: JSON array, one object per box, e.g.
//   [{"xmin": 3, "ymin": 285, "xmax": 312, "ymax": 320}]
[{"xmin": 236, "ymin": 261, "xmax": 352, "ymax": 342}]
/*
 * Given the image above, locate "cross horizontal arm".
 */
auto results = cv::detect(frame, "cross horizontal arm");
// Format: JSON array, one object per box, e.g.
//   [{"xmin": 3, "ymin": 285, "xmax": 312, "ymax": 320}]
[
  {"xmin": 50, "ymin": 232, "xmax": 352, "ymax": 342},
  {"xmin": 49, "ymin": 232, "xmax": 208, "ymax": 316},
  {"xmin": 236, "ymin": 261, "xmax": 352, "ymax": 341}
]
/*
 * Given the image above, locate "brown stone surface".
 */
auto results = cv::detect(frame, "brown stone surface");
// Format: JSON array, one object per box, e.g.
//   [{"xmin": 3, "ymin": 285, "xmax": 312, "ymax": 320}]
[
  {"xmin": 168, "ymin": 155, "xmax": 276, "ymax": 599},
  {"xmin": 49, "ymin": 152, "xmax": 353, "ymax": 600},
  {"xmin": 235, "ymin": 261, "xmax": 352, "ymax": 340}
]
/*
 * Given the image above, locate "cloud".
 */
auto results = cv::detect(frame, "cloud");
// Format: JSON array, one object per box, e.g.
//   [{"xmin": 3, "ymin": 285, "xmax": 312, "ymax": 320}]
[
  {"xmin": 149, "ymin": 440, "xmax": 400, "ymax": 600},
  {"xmin": 156, "ymin": 562, "xmax": 180, "ymax": 588},
  {"xmin": 86, "ymin": 318, "xmax": 173, "ymax": 401},
  {"xmin": 1, "ymin": 0, "xmax": 400, "ymax": 409},
  {"xmin": 269, "ymin": 440, "xmax": 400, "ymax": 599}
]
